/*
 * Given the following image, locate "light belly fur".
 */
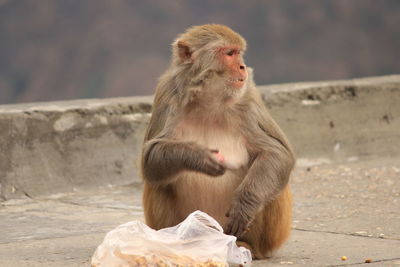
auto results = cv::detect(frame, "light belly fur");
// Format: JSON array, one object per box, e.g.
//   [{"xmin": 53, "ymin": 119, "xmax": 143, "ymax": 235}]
[
  {"xmin": 175, "ymin": 170, "xmax": 245, "ymax": 226},
  {"xmin": 174, "ymin": 122, "xmax": 249, "ymax": 225}
]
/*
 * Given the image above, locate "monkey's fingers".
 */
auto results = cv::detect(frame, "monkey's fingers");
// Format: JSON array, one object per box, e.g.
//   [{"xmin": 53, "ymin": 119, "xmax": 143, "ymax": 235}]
[
  {"xmin": 225, "ymin": 218, "xmax": 239, "ymax": 237},
  {"xmin": 225, "ymin": 221, "xmax": 233, "ymax": 235},
  {"xmin": 206, "ymin": 163, "xmax": 226, "ymax": 176},
  {"xmin": 226, "ymin": 215, "xmax": 250, "ymax": 237},
  {"xmin": 230, "ymin": 221, "xmax": 240, "ymax": 237},
  {"xmin": 212, "ymin": 151, "xmax": 225, "ymax": 163},
  {"xmin": 204, "ymin": 155, "xmax": 226, "ymax": 176}
]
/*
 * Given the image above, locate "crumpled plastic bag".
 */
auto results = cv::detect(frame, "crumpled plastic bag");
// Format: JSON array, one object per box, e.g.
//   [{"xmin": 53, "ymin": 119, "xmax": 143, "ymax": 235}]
[{"xmin": 91, "ymin": 210, "xmax": 252, "ymax": 267}]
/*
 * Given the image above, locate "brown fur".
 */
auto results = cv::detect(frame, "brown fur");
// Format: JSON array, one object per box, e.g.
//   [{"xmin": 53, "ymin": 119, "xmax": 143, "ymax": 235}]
[{"xmin": 141, "ymin": 24, "xmax": 295, "ymax": 259}]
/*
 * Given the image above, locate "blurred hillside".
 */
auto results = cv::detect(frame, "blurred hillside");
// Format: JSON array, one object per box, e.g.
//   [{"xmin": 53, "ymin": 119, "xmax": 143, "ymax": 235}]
[{"xmin": 0, "ymin": 0, "xmax": 399, "ymax": 104}]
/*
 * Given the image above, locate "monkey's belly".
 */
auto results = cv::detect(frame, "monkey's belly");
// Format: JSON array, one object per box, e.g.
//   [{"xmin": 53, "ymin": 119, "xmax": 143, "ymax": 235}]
[{"xmin": 174, "ymin": 170, "xmax": 244, "ymax": 227}]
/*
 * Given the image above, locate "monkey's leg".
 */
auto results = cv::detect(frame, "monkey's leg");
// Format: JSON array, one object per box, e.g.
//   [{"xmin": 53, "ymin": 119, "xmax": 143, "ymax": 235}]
[
  {"xmin": 143, "ymin": 183, "xmax": 182, "ymax": 230},
  {"xmin": 240, "ymin": 186, "xmax": 292, "ymax": 259}
]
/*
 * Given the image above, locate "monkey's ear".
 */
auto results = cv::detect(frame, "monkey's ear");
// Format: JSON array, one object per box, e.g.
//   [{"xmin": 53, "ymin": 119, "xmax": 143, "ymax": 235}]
[{"xmin": 176, "ymin": 41, "xmax": 192, "ymax": 62}]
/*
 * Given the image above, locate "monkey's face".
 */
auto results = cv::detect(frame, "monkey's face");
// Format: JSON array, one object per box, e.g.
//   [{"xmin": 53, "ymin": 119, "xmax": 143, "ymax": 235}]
[
  {"xmin": 173, "ymin": 25, "xmax": 249, "ymax": 102},
  {"xmin": 195, "ymin": 45, "xmax": 248, "ymax": 102},
  {"xmin": 217, "ymin": 46, "xmax": 248, "ymax": 91}
]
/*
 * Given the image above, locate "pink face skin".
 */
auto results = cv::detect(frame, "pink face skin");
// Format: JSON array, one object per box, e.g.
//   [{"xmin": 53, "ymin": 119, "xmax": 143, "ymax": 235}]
[{"xmin": 218, "ymin": 46, "xmax": 248, "ymax": 89}]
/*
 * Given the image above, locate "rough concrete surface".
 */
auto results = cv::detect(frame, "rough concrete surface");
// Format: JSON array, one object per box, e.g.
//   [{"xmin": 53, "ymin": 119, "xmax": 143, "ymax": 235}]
[
  {"xmin": 0, "ymin": 157, "xmax": 399, "ymax": 266},
  {"xmin": 0, "ymin": 97, "xmax": 153, "ymax": 200},
  {"xmin": 259, "ymin": 75, "xmax": 400, "ymax": 161}
]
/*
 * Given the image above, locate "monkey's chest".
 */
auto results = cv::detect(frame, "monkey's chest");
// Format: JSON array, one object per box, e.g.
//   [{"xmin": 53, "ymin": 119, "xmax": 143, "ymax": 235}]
[{"xmin": 176, "ymin": 123, "xmax": 249, "ymax": 169}]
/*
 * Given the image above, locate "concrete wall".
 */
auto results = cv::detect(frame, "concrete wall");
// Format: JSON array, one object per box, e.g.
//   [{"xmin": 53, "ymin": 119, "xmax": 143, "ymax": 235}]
[
  {"xmin": 259, "ymin": 75, "xmax": 400, "ymax": 165},
  {"xmin": 0, "ymin": 97, "xmax": 153, "ymax": 200},
  {"xmin": 0, "ymin": 75, "xmax": 399, "ymax": 200}
]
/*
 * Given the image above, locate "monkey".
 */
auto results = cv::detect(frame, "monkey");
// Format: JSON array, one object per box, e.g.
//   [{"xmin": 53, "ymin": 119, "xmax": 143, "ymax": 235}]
[{"xmin": 140, "ymin": 24, "xmax": 295, "ymax": 259}]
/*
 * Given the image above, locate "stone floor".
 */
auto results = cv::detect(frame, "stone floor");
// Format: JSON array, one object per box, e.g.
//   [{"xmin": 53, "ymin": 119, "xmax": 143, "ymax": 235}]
[{"xmin": 1, "ymin": 157, "xmax": 399, "ymax": 266}]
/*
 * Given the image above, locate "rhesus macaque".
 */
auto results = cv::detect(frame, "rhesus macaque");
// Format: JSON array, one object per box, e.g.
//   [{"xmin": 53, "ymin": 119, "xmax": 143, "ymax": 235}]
[{"xmin": 141, "ymin": 24, "xmax": 295, "ymax": 259}]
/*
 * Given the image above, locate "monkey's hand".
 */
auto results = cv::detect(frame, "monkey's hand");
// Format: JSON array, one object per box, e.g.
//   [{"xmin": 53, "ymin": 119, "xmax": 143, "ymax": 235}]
[
  {"xmin": 186, "ymin": 147, "xmax": 226, "ymax": 177},
  {"xmin": 225, "ymin": 201, "xmax": 254, "ymax": 237}
]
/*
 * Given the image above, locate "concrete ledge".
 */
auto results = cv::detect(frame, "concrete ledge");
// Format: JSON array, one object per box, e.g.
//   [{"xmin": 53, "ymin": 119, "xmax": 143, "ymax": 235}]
[
  {"xmin": 0, "ymin": 97, "xmax": 153, "ymax": 200},
  {"xmin": 0, "ymin": 75, "xmax": 399, "ymax": 200},
  {"xmin": 259, "ymin": 75, "xmax": 400, "ymax": 163}
]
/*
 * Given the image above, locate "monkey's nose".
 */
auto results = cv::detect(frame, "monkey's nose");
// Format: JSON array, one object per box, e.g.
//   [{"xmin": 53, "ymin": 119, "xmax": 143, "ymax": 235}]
[{"xmin": 239, "ymin": 65, "xmax": 245, "ymax": 70}]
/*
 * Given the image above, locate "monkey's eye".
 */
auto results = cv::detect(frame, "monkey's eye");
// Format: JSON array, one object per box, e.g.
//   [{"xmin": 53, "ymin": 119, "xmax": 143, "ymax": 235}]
[{"xmin": 226, "ymin": 50, "xmax": 235, "ymax": 56}]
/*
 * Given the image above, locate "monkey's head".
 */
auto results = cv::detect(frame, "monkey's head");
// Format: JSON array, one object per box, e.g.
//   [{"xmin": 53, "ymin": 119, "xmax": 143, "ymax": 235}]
[{"xmin": 172, "ymin": 24, "xmax": 249, "ymax": 101}]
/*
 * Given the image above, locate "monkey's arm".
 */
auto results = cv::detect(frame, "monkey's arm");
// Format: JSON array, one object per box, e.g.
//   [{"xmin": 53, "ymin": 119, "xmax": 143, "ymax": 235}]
[
  {"xmin": 141, "ymin": 96, "xmax": 225, "ymax": 184},
  {"xmin": 226, "ymin": 135, "xmax": 295, "ymax": 237},
  {"xmin": 142, "ymin": 138, "xmax": 226, "ymax": 184}
]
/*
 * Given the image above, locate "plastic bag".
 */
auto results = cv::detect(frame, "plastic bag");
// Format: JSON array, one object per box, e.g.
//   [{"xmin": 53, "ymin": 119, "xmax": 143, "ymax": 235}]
[{"xmin": 91, "ymin": 210, "xmax": 252, "ymax": 267}]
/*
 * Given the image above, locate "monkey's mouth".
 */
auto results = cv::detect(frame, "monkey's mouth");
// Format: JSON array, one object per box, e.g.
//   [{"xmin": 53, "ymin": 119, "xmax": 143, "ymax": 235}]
[
  {"xmin": 227, "ymin": 77, "xmax": 246, "ymax": 88},
  {"xmin": 229, "ymin": 78, "xmax": 245, "ymax": 82}
]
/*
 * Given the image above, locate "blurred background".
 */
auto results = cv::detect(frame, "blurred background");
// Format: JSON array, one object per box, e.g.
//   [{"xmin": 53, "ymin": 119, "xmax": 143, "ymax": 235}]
[{"xmin": 0, "ymin": 0, "xmax": 399, "ymax": 105}]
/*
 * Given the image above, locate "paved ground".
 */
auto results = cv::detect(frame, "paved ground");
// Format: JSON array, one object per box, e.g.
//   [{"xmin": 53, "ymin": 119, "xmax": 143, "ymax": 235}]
[{"xmin": 1, "ymin": 157, "xmax": 399, "ymax": 267}]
